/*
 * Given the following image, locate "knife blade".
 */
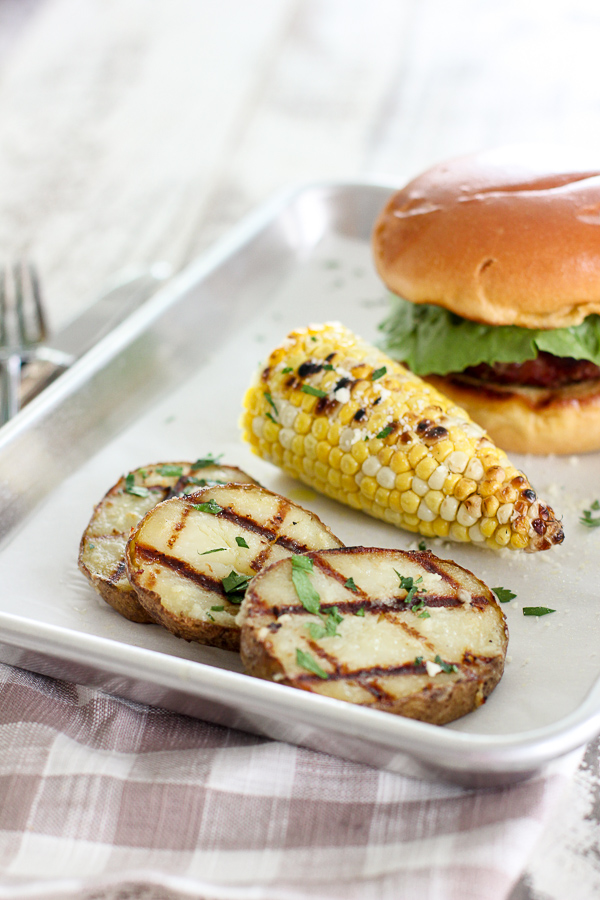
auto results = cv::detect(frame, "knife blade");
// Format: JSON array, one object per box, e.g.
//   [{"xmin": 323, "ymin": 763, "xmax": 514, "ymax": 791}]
[{"xmin": 18, "ymin": 263, "xmax": 172, "ymax": 408}]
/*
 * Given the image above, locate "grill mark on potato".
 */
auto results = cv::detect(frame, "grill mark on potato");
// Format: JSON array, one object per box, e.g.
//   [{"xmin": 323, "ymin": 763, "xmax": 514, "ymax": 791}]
[
  {"xmin": 134, "ymin": 543, "xmax": 228, "ymax": 597},
  {"xmin": 108, "ymin": 559, "xmax": 128, "ymax": 585},
  {"xmin": 207, "ymin": 503, "xmax": 324, "ymax": 555},
  {"xmin": 293, "ymin": 659, "xmax": 461, "ymax": 685},
  {"xmin": 311, "ymin": 555, "xmax": 370, "ymax": 599},
  {"xmin": 356, "ymin": 677, "xmax": 396, "ymax": 703},
  {"xmin": 166, "ymin": 505, "xmax": 193, "ymax": 549},
  {"xmin": 269, "ymin": 593, "xmax": 465, "ymax": 618}
]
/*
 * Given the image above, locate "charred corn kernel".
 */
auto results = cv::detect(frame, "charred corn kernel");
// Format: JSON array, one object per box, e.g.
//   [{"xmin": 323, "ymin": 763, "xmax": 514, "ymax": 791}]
[
  {"xmin": 455, "ymin": 477, "xmax": 477, "ymax": 501},
  {"xmin": 242, "ymin": 323, "xmax": 564, "ymax": 551},
  {"xmin": 495, "ymin": 525, "xmax": 511, "ymax": 546},
  {"xmin": 401, "ymin": 490, "xmax": 420, "ymax": 514},
  {"xmin": 415, "ymin": 456, "xmax": 438, "ymax": 481},
  {"xmin": 482, "ymin": 495, "xmax": 500, "ymax": 517}
]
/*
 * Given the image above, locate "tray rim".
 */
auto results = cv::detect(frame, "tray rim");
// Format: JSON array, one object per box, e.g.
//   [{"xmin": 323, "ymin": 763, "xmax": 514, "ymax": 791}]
[{"xmin": 0, "ymin": 178, "xmax": 598, "ymax": 784}]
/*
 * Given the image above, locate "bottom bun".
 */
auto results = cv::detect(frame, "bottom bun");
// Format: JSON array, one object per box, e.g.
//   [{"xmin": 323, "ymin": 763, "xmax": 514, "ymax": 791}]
[{"xmin": 424, "ymin": 374, "xmax": 600, "ymax": 456}]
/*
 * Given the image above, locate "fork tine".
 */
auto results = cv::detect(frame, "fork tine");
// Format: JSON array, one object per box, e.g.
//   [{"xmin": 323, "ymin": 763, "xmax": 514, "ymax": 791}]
[{"xmin": 14, "ymin": 261, "xmax": 47, "ymax": 347}]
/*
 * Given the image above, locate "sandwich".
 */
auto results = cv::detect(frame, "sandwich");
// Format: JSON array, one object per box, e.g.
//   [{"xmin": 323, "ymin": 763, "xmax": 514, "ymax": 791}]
[{"xmin": 373, "ymin": 146, "xmax": 600, "ymax": 454}]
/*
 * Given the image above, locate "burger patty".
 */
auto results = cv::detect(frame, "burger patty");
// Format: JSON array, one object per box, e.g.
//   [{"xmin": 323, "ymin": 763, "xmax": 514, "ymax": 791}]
[{"xmin": 463, "ymin": 351, "xmax": 600, "ymax": 388}]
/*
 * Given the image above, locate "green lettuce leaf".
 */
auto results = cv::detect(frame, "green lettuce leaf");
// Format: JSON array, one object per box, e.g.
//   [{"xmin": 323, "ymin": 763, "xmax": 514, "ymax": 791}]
[{"xmin": 378, "ymin": 296, "xmax": 600, "ymax": 376}]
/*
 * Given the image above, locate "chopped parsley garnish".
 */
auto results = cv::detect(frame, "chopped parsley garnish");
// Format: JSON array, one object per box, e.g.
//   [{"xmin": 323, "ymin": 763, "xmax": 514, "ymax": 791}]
[
  {"xmin": 210, "ymin": 605, "xmax": 224, "ymax": 612},
  {"xmin": 345, "ymin": 577, "xmax": 358, "ymax": 592},
  {"xmin": 418, "ymin": 610, "xmax": 430, "ymax": 619},
  {"xmin": 291, "ymin": 555, "xmax": 321, "ymax": 615},
  {"xmin": 222, "ymin": 570, "xmax": 251, "ymax": 599},
  {"xmin": 395, "ymin": 571, "xmax": 425, "ymax": 607},
  {"xmin": 371, "ymin": 366, "xmax": 387, "ymax": 381},
  {"xmin": 124, "ymin": 473, "xmax": 150, "ymax": 497},
  {"xmin": 266, "ymin": 412, "xmax": 277, "ymax": 424},
  {"xmin": 193, "ymin": 499, "xmax": 223, "ymax": 515},
  {"xmin": 355, "ymin": 607, "xmax": 365, "ymax": 617},
  {"xmin": 414, "ymin": 656, "xmax": 424, "ymax": 666},
  {"xmin": 157, "ymin": 465, "xmax": 183, "ymax": 477},
  {"xmin": 264, "ymin": 392, "xmax": 278, "ymax": 417},
  {"xmin": 418, "ymin": 540, "xmax": 427, "ymax": 551},
  {"xmin": 492, "ymin": 587, "xmax": 517, "ymax": 603},
  {"xmin": 296, "ymin": 648, "xmax": 328, "ymax": 679},
  {"xmin": 323, "ymin": 363, "xmax": 335, "ymax": 371},
  {"xmin": 434, "ymin": 655, "xmax": 458, "ymax": 673},
  {"xmin": 580, "ymin": 500, "xmax": 600, "ymax": 527},
  {"xmin": 282, "ymin": 366, "xmax": 293, "ymax": 373},
  {"xmin": 235, "ymin": 536, "xmax": 249, "ymax": 548},
  {"xmin": 306, "ymin": 607, "xmax": 343, "ymax": 640},
  {"xmin": 199, "ymin": 547, "xmax": 226, "ymax": 555},
  {"xmin": 193, "ymin": 454, "xmax": 223, "ymax": 469},
  {"xmin": 523, "ymin": 606, "xmax": 556, "ymax": 617},
  {"xmin": 376, "ymin": 425, "xmax": 393, "ymax": 439},
  {"xmin": 301, "ymin": 384, "xmax": 327, "ymax": 398}
]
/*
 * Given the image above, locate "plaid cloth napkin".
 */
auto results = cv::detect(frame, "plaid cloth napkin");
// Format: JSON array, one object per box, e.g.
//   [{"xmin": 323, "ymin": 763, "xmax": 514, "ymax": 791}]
[{"xmin": 0, "ymin": 661, "xmax": 581, "ymax": 900}]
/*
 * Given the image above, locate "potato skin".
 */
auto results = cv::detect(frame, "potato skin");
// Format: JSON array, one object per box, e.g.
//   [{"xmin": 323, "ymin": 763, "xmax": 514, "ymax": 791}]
[{"xmin": 239, "ymin": 547, "xmax": 508, "ymax": 726}]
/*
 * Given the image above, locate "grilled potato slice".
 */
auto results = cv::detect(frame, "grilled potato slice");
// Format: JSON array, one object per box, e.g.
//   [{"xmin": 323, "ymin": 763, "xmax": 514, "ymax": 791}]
[
  {"xmin": 126, "ymin": 482, "xmax": 345, "ymax": 650},
  {"xmin": 239, "ymin": 547, "xmax": 508, "ymax": 725},
  {"xmin": 79, "ymin": 461, "xmax": 259, "ymax": 623}
]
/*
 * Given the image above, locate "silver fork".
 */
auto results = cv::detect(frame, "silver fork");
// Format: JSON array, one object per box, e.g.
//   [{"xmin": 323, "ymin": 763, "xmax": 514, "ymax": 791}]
[{"xmin": 0, "ymin": 262, "xmax": 48, "ymax": 425}]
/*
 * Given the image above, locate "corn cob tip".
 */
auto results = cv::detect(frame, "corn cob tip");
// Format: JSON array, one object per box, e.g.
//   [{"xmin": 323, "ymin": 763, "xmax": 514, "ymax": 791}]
[{"xmin": 241, "ymin": 323, "xmax": 564, "ymax": 552}]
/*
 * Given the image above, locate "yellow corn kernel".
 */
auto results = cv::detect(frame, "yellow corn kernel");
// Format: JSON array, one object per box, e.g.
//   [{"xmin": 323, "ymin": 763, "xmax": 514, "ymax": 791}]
[
  {"xmin": 351, "ymin": 441, "xmax": 370, "ymax": 464},
  {"xmin": 408, "ymin": 444, "xmax": 428, "ymax": 468},
  {"xmin": 302, "ymin": 456, "xmax": 315, "ymax": 478},
  {"xmin": 360, "ymin": 476, "xmax": 378, "ymax": 499},
  {"xmin": 495, "ymin": 525, "xmax": 511, "ymax": 546},
  {"xmin": 431, "ymin": 439, "xmax": 454, "ymax": 463},
  {"xmin": 312, "ymin": 418, "xmax": 329, "ymax": 440},
  {"xmin": 271, "ymin": 444, "xmax": 284, "ymax": 466},
  {"xmin": 424, "ymin": 490, "xmax": 444, "ymax": 515},
  {"xmin": 390, "ymin": 450, "xmax": 410, "ymax": 474},
  {"xmin": 294, "ymin": 412, "xmax": 312, "ymax": 434},
  {"xmin": 291, "ymin": 435, "xmax": 305, "ymax": 456},
  {"xmin": 497, "ymin": 484, "xmax": 518, "ymax": 504},
  {"xmin": 389, "ymin": 489, "xmax": 401, "ymax": 511},
  {"xmin": 290, "ymin": 390, "xmax": 304, "ymax": 407},
  {"xmin": 304, "ymin": 434, "xmax": 318, "ymax": 458},
  {"xmin": 378, "ymin": 446, "xmax": 394, "ymax": 466},
  {"xmin": 402, "ymin": 514, "xmax": 420, "ymax": 530},
  {"xmin": 449, "ymin": 522, "xmax": 470, "ymax": 542},
  {"xmin": 443, "ymin": 473, "xmax": 461, "ymax": 495},
  {"xmin": 329, "ymin": 447, "xmax": 343, "ymax": 469},
  {"xmin": 301, "ymin": 393, "xmax": 317, "ymax": 413},
  {"xmin": 415, "ymin": 456, "xmax": 438, "ymax": 481},
  {"xmin": 455, "ymin": 477, "xmax": 477, "ymax": 502},
  {"xmin": 314, "ymin": 461, "xmax": 329, "ymax": 482},
  {"xmin": 341, "ymin": 474, "xmax": 359, "ymax": 493},
  {"xmin": 340, "ymin": 453, "xmax": 359, "ymax": 475},
  {"xmin": 327, "ymin": 423, "xmax": 341, "ymax": 445},
  {"xmin": 347, "ymin": 491, "xmax": 362, "ymax": 509},
  {"xmin": 395, "ymin": 471, "xmax": 413, "ymax": 492},
  {"xmin": 482, "ymin": 495, "xmax": 500, "ymax": 517},
  {"xmin": 510, "ymin": 532, "xmax": 529, "ymax": 550},
  {"xmin": 432, "ymin": 517, "xmax": 450, "ymax": 538},
  {"xmin": 338, "ymin": 405, "xmax": 357, "ymax": 425},
  {"xmin": 375, "ymin": 487, "xmax": 391, "ymax": 507},
  {"xmin": 400, "ymin": 490, "xmax": 420, "ymax": 514},
  {"xmin": 263, "ymin": 420, "xmax": 280, "ymax": 443},
  {"xmin": 366, "ymin": 438, "xmax": 384, "ymax": 455},
  {"xmin": 479, "ymin": 517, "xmax": 498, "ymax": 538},
  {"xmin": 316, "ymin": 441, "xmax": 331, "ymax": 464},
  {"xmin": 327, "ymin": 469, "xmax": 342, "ymax": 489}
]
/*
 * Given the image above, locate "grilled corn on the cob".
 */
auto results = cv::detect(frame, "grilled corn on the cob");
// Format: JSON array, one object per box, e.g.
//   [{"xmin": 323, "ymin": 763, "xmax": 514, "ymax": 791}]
[{"xmin": 241, "ymin": 323, "xmax": 564, "ymax": 552}]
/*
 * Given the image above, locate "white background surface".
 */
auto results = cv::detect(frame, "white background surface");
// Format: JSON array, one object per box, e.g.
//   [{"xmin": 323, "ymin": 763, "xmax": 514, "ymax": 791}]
[{"xmin": 2, "ymin": 1, "xmax": 600, "ymax": 896}]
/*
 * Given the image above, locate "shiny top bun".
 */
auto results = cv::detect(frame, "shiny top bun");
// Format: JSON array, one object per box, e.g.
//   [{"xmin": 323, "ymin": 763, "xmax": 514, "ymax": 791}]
[{"xmin": 373, "ymin": 146, "xmax": 600, "ymax": 329}]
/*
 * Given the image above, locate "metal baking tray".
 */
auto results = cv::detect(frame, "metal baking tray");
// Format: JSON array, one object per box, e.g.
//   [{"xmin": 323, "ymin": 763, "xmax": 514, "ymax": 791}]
[{"xmin": 1, "ymin": 182, "xmax": 599, "ymax": 787}]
